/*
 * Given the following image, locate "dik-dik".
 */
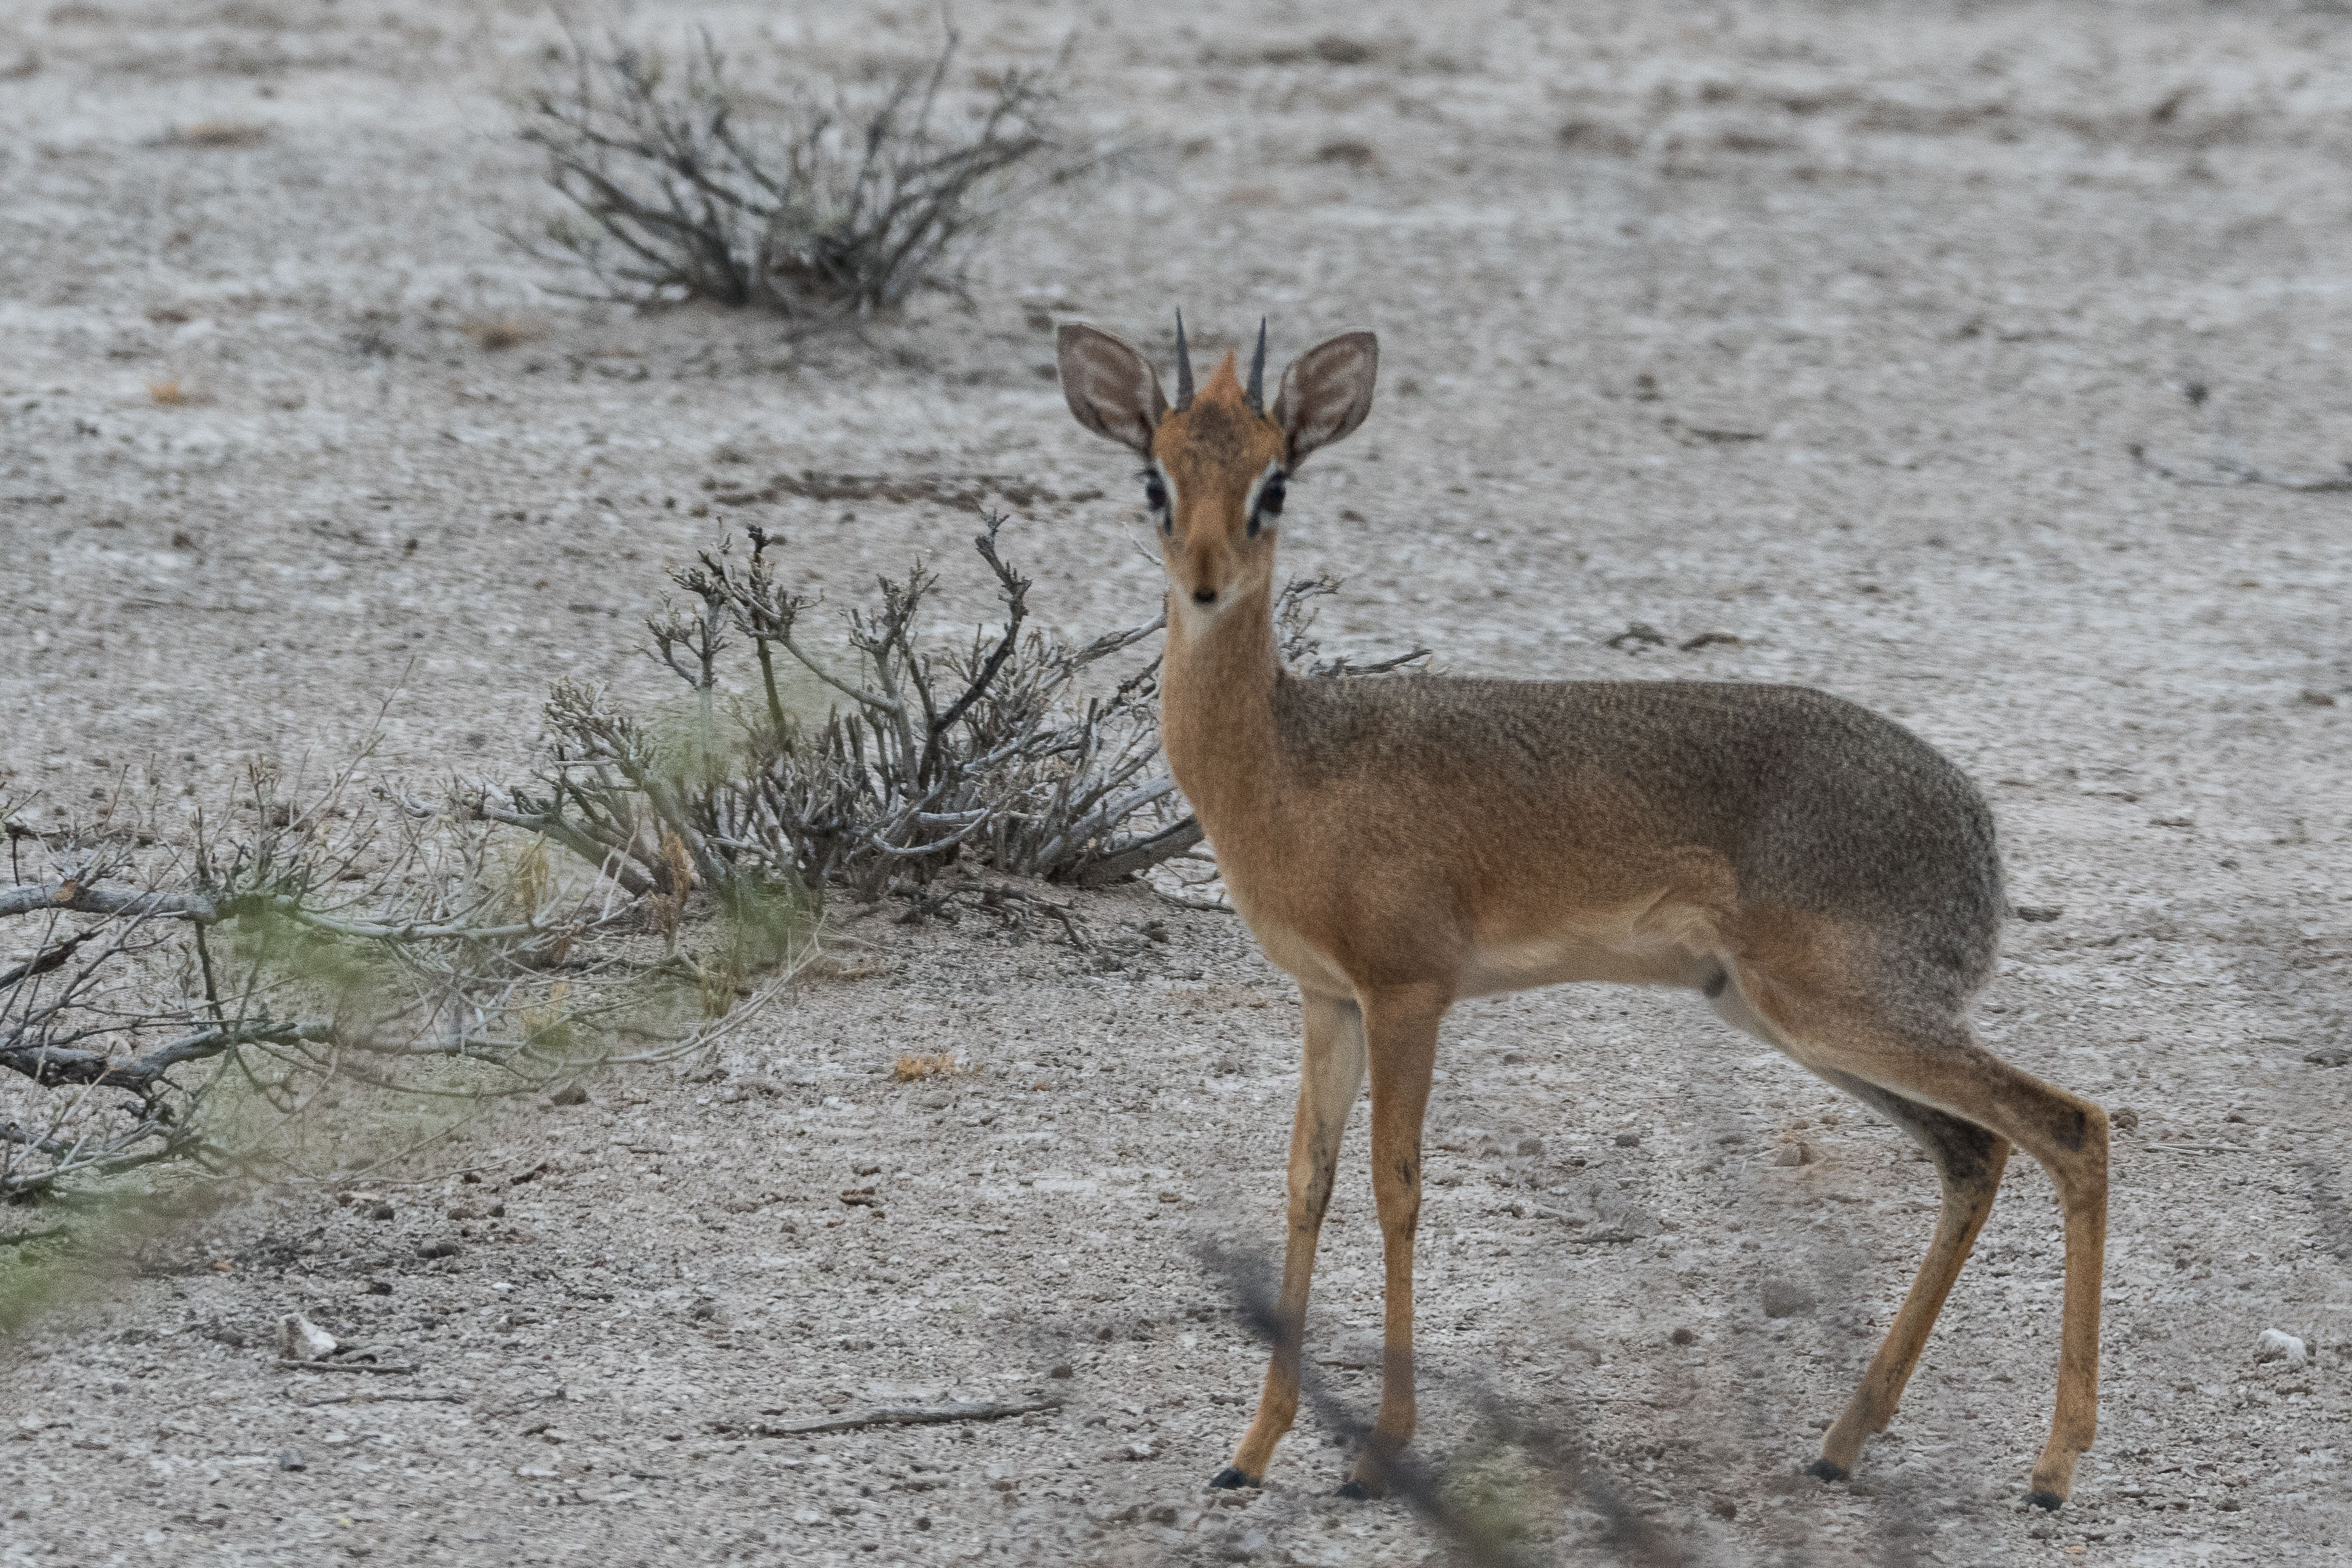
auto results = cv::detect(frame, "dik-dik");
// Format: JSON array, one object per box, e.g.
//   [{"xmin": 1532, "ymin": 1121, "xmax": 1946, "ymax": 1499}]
[{"xmin": 1057, "ymin": 317, "xmax": 2107, "ymax": 1508}]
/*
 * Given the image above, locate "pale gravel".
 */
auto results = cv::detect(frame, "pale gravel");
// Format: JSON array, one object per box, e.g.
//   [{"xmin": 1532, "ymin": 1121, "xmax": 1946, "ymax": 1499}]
[{"xmin": 2, "ymin": 2, "xmax": 2350, "ymax": 1565}]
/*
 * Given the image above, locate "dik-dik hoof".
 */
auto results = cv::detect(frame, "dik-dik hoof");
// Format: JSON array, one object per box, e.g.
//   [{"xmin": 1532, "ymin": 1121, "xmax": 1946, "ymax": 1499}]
[
  {"xmin": 1805, "ymin": 1458, "xmax": 1851, "ymax": 1484},
  {"xmin": 1336, "ymin": 1478, "xmax": 1379, "ymax": 1501},
  {"xmin": 2025, "ymin": 1489, "xmax": 2065, "ymax": 1511},
  {"xmin": 1207, "ymin": 1467, "xmax": 1258, "ymax": 1491}
]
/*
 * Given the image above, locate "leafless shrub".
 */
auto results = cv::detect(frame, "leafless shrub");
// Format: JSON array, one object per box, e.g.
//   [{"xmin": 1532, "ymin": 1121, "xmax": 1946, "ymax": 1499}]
[
  {"xmin": 462, "ymin": 525, "xmax": 1429, "ymax": 931},
  {"xmin": 512, "ymin": 23, "xmax": 1089, "ymax": 316},
  {"xmin": 1, "ymin": 754, "xmax": 811, "ymax": 1207},
  {"xmin": 460, "ymin": 520, "xmax": 1183, "ymax": 915}
]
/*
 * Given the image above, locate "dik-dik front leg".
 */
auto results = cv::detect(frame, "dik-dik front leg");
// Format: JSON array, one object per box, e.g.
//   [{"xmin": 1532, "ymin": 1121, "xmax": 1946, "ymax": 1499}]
[
  {"xmin": 1341, "ymin": 985, "xmax": 1444, "ymax": 1499},
  {"xmin": 1214, "ymin": 992, "xmax": 1367, "ymax": 1488}
]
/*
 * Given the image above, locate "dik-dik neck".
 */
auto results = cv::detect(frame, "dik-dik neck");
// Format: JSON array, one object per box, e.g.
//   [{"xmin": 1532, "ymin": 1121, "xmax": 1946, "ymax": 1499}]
[{"xmin": 1159, "ymin": 584, "xmax": 1285, "ymax": 833}]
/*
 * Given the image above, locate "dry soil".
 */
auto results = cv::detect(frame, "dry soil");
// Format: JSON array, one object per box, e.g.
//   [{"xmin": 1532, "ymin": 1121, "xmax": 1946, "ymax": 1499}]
[{"xmin": 2, "ymin": 2, "xmax": 2350, "ymax": 1566}]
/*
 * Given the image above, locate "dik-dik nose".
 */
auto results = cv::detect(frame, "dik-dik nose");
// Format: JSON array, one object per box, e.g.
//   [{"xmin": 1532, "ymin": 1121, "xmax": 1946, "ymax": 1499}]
[{"xmin": 1192, "ymin": 587, "xmax": 1218, "ymax": 605}]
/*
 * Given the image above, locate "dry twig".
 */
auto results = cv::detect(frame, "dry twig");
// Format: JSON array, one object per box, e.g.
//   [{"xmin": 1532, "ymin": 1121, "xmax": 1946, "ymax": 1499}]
[{"xmin": 738, "ymin": 1398, "xmax": 1059, "ymax": 1437}]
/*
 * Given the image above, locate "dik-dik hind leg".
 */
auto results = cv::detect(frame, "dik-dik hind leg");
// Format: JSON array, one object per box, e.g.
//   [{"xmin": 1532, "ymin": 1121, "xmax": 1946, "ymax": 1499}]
[
  {"xmin": 1215, "ymin": 992, "xmax": 1367, "ymax": 1489},
  {"xmin": 1750, "ymin": 985, "xmax": 2109, "ymax": 1507},
  {"xmin": 1339, "ymin": 986, "xmax": 1444, "ymax": 1500},
  {"xmin": 1807, "ymin": 1071, "xmax": 2010, "ymax": 1484}
]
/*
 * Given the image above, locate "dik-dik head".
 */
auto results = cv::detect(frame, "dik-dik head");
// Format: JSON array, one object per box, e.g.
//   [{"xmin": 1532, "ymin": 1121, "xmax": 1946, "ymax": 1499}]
[{"xmin": 1058, "ymin": 318, "xmax": 1378, "ymax": 623}]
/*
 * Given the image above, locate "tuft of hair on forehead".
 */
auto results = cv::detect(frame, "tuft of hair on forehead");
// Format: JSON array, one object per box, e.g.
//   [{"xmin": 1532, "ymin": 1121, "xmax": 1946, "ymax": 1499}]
[
  {"xmin": 1162, "ymin": 350, "xmax": 1273, "ymax": 448},
  {"xmin": 1195, "ymin": 349, "xmax": 1247, "ymax": 408}
]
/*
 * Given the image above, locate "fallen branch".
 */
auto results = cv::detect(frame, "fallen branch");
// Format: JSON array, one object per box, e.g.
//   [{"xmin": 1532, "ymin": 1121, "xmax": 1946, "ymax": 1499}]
[
  {"xmin": 296, "ymin": 1390, "xmax": 464, "ymax": 1407},
  {"xmin": 278, "ymin": 1359, "xmax": 420, "ymax": 1376},
  {"xmin": 741, "ymin": 1397, "xmax": 1059, "ymax": 1437},
  {"xmin": 0, "ymin": 882, "xmax": 223, "ymax": 922}
]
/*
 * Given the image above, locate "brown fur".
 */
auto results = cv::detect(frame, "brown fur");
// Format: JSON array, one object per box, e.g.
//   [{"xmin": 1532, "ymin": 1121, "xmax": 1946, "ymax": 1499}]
[{"xmin": 1056, "ymin": 321, "xmax": 2110, "ymax": 1508}]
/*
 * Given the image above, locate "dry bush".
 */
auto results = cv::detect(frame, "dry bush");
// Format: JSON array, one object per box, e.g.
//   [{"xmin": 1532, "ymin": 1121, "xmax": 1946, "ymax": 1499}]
[
  {"xmin": 462, "ymin": 520, "xmax": 1183, "ymax": 913},
  {"xmin": 459, "ymin": 523, "xmax": 1425, "ymax": 926},
  {"xmin": 1, "ymin": 757, "xmax": 811, "ymax": 1208},
  {"xmin": 891, "ymin": 1051, "xmax": 963, "ymax": 1082},
  {"xmin": 512, "ymin": 23, "xmax": 1089, "ymax": 317}
]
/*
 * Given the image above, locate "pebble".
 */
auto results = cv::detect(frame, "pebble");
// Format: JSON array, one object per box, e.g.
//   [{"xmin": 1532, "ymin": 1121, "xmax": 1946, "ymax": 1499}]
[
  {"xmin": 1760, "ymin": 1278, "xmax": 1816, "ymax": 1319},
  {"xmin": 1613, "ymin": 1132, "xmax": 1641, "ymax": 1148},
  {"xmin": 2255, "ymin": 1329, "xmax": 2308, "ymax": 1369},
  {"xmin": 1215, "ymin": 1527, "xmax": 1269, "ymax": 1561},
  {"xmin": 276, "ymin": 1312, "xmax": 337, "ymax": 1362},
  {"xmin": 1771, "ymin": 1141, "xmax": 1813, "ymax": 1167}
]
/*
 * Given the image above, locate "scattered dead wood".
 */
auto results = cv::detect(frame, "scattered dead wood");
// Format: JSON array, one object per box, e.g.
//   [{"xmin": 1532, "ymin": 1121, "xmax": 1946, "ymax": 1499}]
[{"xmin": 733, "ymin": 1398, "xmax": 1060, "ymax": 1437}]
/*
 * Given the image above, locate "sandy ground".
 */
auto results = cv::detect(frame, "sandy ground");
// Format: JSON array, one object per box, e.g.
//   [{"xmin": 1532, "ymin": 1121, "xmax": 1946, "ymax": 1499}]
[{"xmin": 4, "ymin": 0, "xmax": 2352, "ymax": 1563}]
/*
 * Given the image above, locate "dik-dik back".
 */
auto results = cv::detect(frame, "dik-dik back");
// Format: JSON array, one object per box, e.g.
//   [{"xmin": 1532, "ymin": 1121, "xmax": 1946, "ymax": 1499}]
[{"xmin": 1195, "ymin": 671, "xmax": 2005, "ymax": 1014}]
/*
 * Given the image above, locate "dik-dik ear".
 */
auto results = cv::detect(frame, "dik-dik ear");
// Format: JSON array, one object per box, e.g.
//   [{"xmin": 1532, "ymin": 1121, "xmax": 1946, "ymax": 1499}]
[
  {"xmin": 1271, "ymin": 332, "xmax": 1378, "ymax": 467},
  {"xmin": 1058, "ymin": 324, "xmax": 1168, "ymax": 457}
]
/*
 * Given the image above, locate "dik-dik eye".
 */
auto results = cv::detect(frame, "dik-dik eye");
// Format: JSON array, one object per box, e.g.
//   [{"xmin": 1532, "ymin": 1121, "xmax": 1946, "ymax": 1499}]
[
  {"xmin": 1249, "ymin": 472, "xmax": 1286, "ymax": 538},
  {"xmin": 1142, "ymin": 472, "xmax": 1169, "ymax": 528}
]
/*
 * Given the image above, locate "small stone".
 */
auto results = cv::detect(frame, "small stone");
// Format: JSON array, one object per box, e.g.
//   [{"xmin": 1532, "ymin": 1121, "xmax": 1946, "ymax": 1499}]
[
  {"xmin": 364, "ymin": 1202, "xmax": 395, "ymax": 1222},
  {"xmin": 276, "ymin": 1312, "xmax": 337, "ymax": 1362},
  {"xmin": 2014, "ymin": 904, "xmax": 2064, "ymax": 922},
  {"xmin": 2255, "ymin": 1329, "xmax": 2308, "ymax": 1369},
  {"xmin": 363, "ymin": 1280, "xmax": 391, "ymax": 1296},
  {"xmin": 1670, "ymin": 1326, "xmax": 1697, "ymax": 1347},
  {"xmin": 1501, "ymin": 1051, "xmax": 1524, "ymax": 1065},
  {"xmin": 1771, "ymin": 1141, "xmax": 1813, "ymax": 1167},
  {"xmin": 1761, "ymin": 1278, "xmax": 1816, "ymax": 1319},
  {"xmin": 1146, "ymin": 1504, "xmax": 1180, "ymax": 1525},
  {"xmin": 1121, "ymin": 1440, "xmax": 1156, "ymax": 1461},
  {"xmin": 2300, "ymin": 689, "xmax": 2337, "ymax": 706},
  {"xmin": 1613, "ymin": 1131, "xmax": 1641, "ymax": 1148},
  {"xmin": 1516, "ymin": 1136, "xmax": 1544, "ymax": 1157},
  {"xmin": 1709, "ymin": 1497, "xmax": 1737, "ymax": 1521},
  {"xmin": 2111, "ymin": 1107, "xmax": 2140, "ymax": 1132},
  {"xmin": 1218, "ymin": 1527, "xmax": 1269, "ymax": 1561},
  {"xmin": 277, "ymin": 1450, "xmax": 305, "ymax": 1472},
  {"xmin": 1048, "ymin": 1363, "xmax": 1073, "ymax": 1379},
  {"xmin": 548, "ymin": 1083, "xmax": 588, "ymax": 1106},
  {"xmin": 2305, "ymin": 1046, "xmax": 2351, "ymax": 1068},
  {"xmin": 417, "ymin": 1239, "xmax": 461, "ymax": 1260}
]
